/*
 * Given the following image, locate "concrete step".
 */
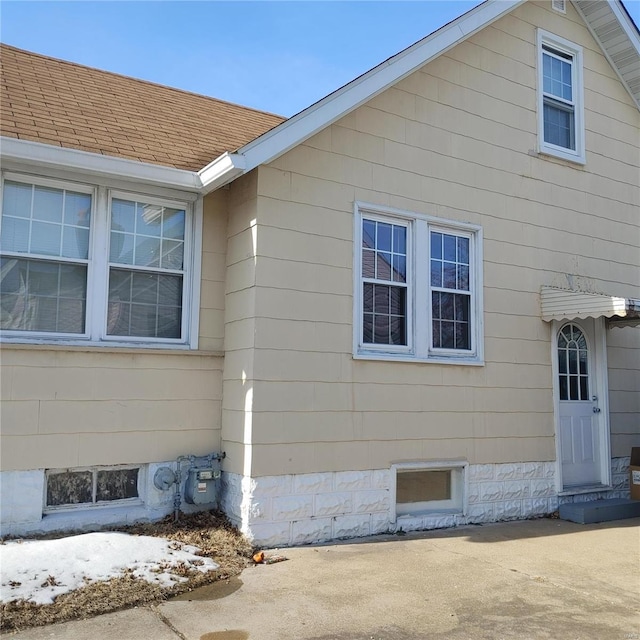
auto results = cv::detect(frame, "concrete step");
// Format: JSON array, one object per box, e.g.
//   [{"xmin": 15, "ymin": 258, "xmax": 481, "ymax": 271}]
[{"xmin": 559, "ymin": 498, "xmax": 640, "ymax": 524}]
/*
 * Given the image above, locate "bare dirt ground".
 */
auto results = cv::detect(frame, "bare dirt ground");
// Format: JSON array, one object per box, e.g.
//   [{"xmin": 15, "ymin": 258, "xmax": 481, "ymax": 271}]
[{"xmin": 0, "ymin": 511, "xmax": 253, "ymax": 633}]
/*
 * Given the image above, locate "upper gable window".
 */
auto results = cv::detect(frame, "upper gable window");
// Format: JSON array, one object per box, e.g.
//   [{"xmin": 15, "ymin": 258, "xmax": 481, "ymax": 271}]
[
  {"xmin": 0, "ymin": 174, "xmax": 196, "ymax": 347},
  {"xmin": 537, "ymin": 30, "xmax": 585, "ymax": 164},
  {"xmin": 354, "ymin": 203, "xmax": 483, "ymax": 365}
]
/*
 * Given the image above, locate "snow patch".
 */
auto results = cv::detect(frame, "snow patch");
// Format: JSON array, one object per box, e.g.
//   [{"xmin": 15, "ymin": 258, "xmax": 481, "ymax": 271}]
[{"xmin": 0, "ymin": 532, "xmax": 218, "ymax": 605}]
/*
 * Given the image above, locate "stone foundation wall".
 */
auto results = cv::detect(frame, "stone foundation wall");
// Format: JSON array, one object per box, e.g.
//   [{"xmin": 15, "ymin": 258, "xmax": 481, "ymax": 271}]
[
  {"xmin": 2, "ymin": 457, "xmax": 630, "ymax": 540},
  {"xmin": 221, "ymin": 457, "xmax": 632, "ymax": 547}
]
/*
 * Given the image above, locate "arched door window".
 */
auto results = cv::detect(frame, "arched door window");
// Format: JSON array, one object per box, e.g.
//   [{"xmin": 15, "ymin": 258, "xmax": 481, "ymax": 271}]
[{"xmin": 557, "ymin": 323, "xmax": 589, "ymax": 401}]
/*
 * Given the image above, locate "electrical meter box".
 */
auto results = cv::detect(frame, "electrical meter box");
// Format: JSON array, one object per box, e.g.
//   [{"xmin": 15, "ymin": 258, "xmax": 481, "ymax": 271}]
[{"xmin": 184, "ymin": 467, "xmax": 220, "ymax": 505}]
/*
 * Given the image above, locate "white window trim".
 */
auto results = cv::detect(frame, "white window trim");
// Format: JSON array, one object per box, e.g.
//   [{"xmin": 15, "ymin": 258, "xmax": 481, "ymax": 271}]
[
  {"xmin": 537, "ymin": 29, "xmax": 586, "ymax": 165},
  {"xmin": 43, "ymin": 464, "xmax": 144, "ymax": 513},
  {"xmin": 0, "ymin": 172, "xmax": 202, "ymax": 349},
  {"xmin": 353, "ymin": 201, "xmax": 484, "ymax": 365},
  {"xmin": 390, "ymin": 461, "xmax": 468, "ymax": 523}
]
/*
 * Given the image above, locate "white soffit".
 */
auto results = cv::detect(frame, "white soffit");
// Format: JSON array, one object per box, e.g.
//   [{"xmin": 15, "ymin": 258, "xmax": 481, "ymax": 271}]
[
  {"xmin": 573, "ymin": 0, "xmax": 640, "ymax": 109},
  {"xmin": 540, "ymin": 286, "xmax": 640, "ymax": 323}
]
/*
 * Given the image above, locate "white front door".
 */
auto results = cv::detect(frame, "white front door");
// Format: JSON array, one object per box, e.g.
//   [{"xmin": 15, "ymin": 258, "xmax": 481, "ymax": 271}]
[{"xmin": 556, "ymin": 319, "xmax": 605, "ymax": 488}]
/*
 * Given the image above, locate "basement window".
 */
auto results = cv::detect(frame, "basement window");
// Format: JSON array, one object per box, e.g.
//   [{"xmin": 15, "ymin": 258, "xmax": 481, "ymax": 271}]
[
  {"xmin": 394, "ymin": 463, "xmax": 464, "ymax": 516},
  {"xmin": 45, "ymin": 466, "xmax": 140, "ymax": 510}
]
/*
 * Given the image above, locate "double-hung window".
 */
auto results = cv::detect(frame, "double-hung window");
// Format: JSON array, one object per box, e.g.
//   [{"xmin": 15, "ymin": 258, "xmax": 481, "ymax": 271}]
[
  {"xmin": 108, "ymin": 195, "xmax": 186, "ymax": 339},
  {"xmin": 355, "ymin": 203, "xmax": 483, "ymax": 364},
  {"xmin": 537, "ymin": 30, "xmax": 585, "ymax": 164},
  {"xmin": 0, "ymin": 179, "xmax": 92, "ymax": 335},
  {"xmin": 0, "ymin": 174, "xmax": 196, "ymax": 346},
  {"xmin": 361, "ymin": 217, "xmax": 409, "ymax": 347}
]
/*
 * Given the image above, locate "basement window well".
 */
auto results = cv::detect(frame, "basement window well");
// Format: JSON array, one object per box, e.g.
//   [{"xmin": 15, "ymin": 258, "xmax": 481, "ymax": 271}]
[
  {"xmin": 45, "ymin": 466, "xmax": 141, "ymax": 510},
  {"xmin": 393, "ymin": 462, "xmax": 465, "ymax": 517}
]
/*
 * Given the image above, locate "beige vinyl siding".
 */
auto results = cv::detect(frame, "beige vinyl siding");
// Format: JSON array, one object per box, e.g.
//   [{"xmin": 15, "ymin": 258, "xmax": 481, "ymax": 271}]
[
  {"xmin": 225, "ymin": 0, "xmax": 638, "ymax": 477},
  {"xmin": 198, "ymin": 189, "xmax": 228, "ymax": 351},
  {"xmin": 0, "ymin": 347, "xmax": 223, "ymax": 471},
  {"xmin": 221, "ymin": 171, "xmax": 259, "ymax": 475},
  {"xmin": 607, "ymin": 327, "xmax": 640, "ymax": 458}
]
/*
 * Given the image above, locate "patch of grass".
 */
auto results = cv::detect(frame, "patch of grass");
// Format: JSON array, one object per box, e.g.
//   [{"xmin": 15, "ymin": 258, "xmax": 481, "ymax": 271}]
[{"xmin": 0, "ymin": 510, "xmax": 253, "ymax": 633}]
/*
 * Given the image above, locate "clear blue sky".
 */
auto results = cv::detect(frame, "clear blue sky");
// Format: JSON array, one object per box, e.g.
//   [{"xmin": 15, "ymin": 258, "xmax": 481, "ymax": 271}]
[{"xmin": 2, "ymin": 1, "xmax": 639, "ymax": 117}]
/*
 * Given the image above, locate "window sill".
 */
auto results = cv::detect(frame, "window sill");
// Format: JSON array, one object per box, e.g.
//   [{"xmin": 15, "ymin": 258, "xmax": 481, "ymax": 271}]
[
  {"xmin": 354, "ymin": 351, "xmax": 483, "ymax": 366},
  {"xmin": 39, "ymin": 502, "xmax": 155, "ymax": 532},
  {"xmin": 536, "ymin": 146, "xmax": 586, "ymax": 166},
  {"xmin": 44, "ymin": 499, "xmax": 144, "ymax": 515},
  {"xmin": 0, "ymin": 340, "xmax": 223, "ymax": 357}
]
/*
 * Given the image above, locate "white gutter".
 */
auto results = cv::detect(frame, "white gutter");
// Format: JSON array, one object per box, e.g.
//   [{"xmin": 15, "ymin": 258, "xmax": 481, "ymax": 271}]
[
  {"xmin": 1, "ymin": 137, "xmax": 203, "ymax": 192},
  {"xmin": 198, "ymin": 152, "xmax": 246, "ymax": 194}
]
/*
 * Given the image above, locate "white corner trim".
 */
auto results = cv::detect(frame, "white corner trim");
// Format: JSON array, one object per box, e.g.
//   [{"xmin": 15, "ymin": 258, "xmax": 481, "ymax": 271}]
[
  {"xmin": 198, "ymin": 152, "xmax": 246, "ymax": 193},
  {"xmin": 1, "ymin": 137, "xmax": 202, "ymax": 192},
  {"xmin": 222, "ymin": 0, "xmax": 526, "ymax": 175}
]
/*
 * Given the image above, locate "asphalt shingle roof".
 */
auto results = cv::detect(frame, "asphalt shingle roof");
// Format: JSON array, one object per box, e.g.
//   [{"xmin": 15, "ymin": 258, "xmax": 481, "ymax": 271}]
[{"xmin": 0, "ymin": 44, "xmax": 286, "ymax": 171}]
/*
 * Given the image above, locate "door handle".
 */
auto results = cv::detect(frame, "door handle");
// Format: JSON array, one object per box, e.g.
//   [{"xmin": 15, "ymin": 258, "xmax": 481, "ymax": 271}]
[{"xmin": 592, "ymin": 407, "xmax": 601, "ymax": 413}]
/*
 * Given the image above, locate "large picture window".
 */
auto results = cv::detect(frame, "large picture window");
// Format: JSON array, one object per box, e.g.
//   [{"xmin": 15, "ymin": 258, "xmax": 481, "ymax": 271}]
[
  {"xmin": 0, "ymin": 174, "xmax": 194, "ymax": 346},
  {"xmin": 537, "ymin": 30, "xmax": 585, "ymax": 164},
  {"xmin": 355, "ymin": 203, "xmax": 482, "ymax": 364}
]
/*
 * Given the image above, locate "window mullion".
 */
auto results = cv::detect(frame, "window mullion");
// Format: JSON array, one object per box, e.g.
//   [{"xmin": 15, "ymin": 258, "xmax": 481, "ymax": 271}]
[
  {"xmin": 414, "ymin": 220, "xmax": 429, "ymax": 358},
  {"xmin": 92, "ymin": 470, "xmax": 97, "ymax": 504},
  {"xmin": 88, "ymin": 186, "xmax": 109, "ymax": 340}
]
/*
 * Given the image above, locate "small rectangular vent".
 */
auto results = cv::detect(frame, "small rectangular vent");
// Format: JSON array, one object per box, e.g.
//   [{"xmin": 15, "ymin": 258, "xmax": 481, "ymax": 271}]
[{"xmin": 552, "ymin": 0, "xmax": 566, "ymax": 13}]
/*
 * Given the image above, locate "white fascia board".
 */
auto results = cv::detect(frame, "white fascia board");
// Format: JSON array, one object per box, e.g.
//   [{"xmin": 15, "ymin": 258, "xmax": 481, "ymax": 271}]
[
  {"xmin": 198, "ymin": 152, "xmax": 246, "ymax": 193},
  {"xmin": 1, "ymin": 137, "xmax": 203, "ymax": 191},
  {"xmin": 234, "ymin": 0, "xmax": 526, "ymax": 173}
]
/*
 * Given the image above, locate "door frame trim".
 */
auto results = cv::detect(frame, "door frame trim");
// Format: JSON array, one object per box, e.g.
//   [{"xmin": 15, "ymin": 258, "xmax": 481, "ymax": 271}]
[{"xmin": 551, "ymin": 317, "xmax": 612, "ymax": 492}]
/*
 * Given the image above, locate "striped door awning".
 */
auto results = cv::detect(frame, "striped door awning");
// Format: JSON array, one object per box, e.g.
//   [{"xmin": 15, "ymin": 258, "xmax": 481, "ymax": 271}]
[{"xmin": 540, "ymin": 286, "xmax": 640, "ymax": 327}]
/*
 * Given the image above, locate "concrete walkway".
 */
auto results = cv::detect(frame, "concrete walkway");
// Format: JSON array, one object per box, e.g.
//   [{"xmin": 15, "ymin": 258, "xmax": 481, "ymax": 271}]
[{"xmin": 8, "ymin": 518, "xmax": 640, "ymax": 640}]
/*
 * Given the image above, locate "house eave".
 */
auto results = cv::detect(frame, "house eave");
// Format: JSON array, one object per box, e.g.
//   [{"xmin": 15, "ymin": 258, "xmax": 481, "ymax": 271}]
[
  {"xmin": 0, "ymin": 137, "xmax": 203, "ymax": 192},
  {"xmin": 246, "ymin": 0, "xmax": 528, "ymax": 169},
  {"xmin": 207, "ymin": 0, "xmax": 526, "ymax": 182}
]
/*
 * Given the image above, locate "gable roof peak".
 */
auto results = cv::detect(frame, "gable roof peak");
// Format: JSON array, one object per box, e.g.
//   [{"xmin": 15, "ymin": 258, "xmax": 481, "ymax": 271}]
[{"xmin": 201, "ymin": 0, "xmax": 638, "ymax": 193}]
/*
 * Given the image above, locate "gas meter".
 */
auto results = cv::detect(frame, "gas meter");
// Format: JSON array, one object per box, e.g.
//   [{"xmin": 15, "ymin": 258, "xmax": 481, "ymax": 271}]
[{"xmin": 184, "ymin": 467, "xmax": 221, "ymax": 505}]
